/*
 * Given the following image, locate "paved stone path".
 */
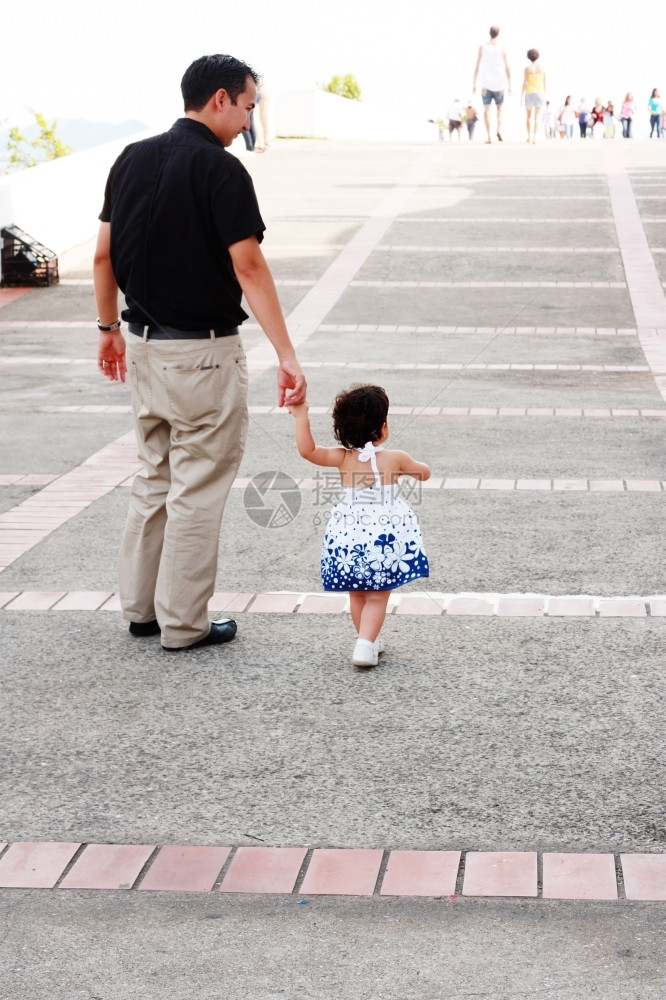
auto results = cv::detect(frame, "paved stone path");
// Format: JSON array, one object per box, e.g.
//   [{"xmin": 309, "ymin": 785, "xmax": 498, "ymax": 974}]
[{"xmin": 0, "ymin": 139, "xmax": 664, "ymax": 997}]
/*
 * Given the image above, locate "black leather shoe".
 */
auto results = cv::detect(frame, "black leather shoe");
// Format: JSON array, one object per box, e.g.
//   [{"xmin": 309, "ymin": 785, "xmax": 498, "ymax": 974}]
[
  {"xmin": 162, "ymin": 618, "xmax": 237, "ymax": 652},
  {"xmin": 129, "ymin": 619, "xmax": 161, "ymax": 637}
]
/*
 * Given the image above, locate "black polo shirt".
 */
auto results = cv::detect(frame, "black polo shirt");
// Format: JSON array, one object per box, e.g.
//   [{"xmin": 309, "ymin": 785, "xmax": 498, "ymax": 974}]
[{"xmin": 99, "ymin": 118, "xmax": 265, "ymax": 329}]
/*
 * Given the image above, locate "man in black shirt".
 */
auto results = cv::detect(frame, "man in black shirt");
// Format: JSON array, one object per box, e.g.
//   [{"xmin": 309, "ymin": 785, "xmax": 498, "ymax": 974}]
[{"xmin": 94, "ymin": 54, "xmax": 306, "ymax": 651}]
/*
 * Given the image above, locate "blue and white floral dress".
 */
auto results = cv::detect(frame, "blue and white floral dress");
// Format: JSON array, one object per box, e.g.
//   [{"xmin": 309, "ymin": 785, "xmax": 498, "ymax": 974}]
[{"xmin": 321, "ymin": 442, "xmax": 429, "ymax": 592}]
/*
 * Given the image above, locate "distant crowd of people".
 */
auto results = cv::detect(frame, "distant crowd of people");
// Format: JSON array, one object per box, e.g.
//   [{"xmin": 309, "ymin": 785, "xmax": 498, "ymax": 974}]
[
  {"xmin": 440, "ymin": 26, "xmax": 663, "ymax": 144},
  {"xmin": 541, "ymin": 91, "xmax": 664, "ymax": 140}
]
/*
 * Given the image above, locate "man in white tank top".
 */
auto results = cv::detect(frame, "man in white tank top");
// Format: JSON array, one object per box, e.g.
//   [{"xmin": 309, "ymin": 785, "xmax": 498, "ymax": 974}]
[{"xmin": 472, "ymin": 25, "xmax": 511, "ymax": 143}]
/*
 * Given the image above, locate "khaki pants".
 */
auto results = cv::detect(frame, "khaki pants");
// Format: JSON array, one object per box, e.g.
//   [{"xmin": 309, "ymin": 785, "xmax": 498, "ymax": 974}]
[{"xmin": 119, "ymin": 333, "xmax": 248, "ymax": 647}]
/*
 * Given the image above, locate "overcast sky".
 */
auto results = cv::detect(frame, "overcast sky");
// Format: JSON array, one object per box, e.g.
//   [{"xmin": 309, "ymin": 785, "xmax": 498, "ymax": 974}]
[{"xmin": 2, "ymin": 0, "xmax": 662, "ymax": 129}]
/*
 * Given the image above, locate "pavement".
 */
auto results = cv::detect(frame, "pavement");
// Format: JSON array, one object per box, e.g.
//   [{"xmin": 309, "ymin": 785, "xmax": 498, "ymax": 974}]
[{"xmin": 0, "ymin": 137, "xmax": 665, "ymax": 998}]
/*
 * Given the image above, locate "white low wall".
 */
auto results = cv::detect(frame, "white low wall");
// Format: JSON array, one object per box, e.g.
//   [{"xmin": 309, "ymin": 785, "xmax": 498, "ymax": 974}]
[
  {"xmin": 276, "ymin": 89, "xmax": 438, "ymax": 142},
  {"xmin": 0, "ymin": 131, "xmax": 152, "ymax": 267},
  {"xmin": 0, "ymin": 93, "xmax": 437, "ymax": 269}
]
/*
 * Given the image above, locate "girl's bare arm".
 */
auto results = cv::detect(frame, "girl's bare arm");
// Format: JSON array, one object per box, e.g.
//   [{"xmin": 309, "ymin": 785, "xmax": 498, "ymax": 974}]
[
  {"xmin": 288, "ymin": 403, "xmax": 346, "ymax": 467},
  {"xmin": 394, "ymin": 450, "xmax": 431, "ymax": 481}
]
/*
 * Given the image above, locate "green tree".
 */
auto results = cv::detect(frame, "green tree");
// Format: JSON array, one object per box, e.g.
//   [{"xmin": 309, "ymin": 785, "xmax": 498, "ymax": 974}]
[
  {"xmin": 3, "ymin": 109, "xmax": 71, "ymax": 173},
  {"xmin": 322, "ymin": 74, "xmax": 362, "ymax": 101}
]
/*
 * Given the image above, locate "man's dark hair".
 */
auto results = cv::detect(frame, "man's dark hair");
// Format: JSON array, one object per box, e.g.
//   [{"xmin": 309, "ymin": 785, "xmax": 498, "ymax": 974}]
[
  {"xmin": 332, "ymin": 384, "xmax": 389, "ymax": 450},
  {"xmin": 527, "ymin": 48, "xmax": 539, "ymax": 62},
  {"xmin": 181, "ymin": 54, "xmax": 259, "ymax": 111},
  {"xmin": 489, "ymin": 25, "xmax": 500, "ymax": 38}
]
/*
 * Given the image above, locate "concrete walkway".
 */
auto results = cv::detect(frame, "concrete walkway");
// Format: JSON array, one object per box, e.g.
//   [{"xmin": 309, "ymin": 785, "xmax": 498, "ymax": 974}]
[{"xmin": 0, "ymin": 138, "xmax": 664, "ymax": 997}]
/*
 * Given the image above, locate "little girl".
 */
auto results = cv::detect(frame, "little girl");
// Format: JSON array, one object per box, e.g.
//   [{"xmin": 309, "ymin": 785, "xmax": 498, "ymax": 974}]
[{"xmin": 289, "ymin": 384, "xmax": 430, "ymax": 668}]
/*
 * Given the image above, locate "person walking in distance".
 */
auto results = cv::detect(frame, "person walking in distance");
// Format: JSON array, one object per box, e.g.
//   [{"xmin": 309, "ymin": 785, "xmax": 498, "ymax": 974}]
[
  {"xmin": 473, "ymin": 25, "xmax": 511, "ymax": 143},
  {"xmin": 521, "ymin": 48, "xmax": 546, "ymax": 143},
  {"xmin": 648, "ymin": 88, "xmax": 662, "ymax": 137},
  {"xmin": 620, "ymin": 92, "xmax": 635, "ymax": 138},
  {"xmin": 94, "ymin": 54, "xmax": 306, "ymax": 652},
  {"xmin": 464, "ymin": 101, "xmax": 479, "ymax": 140},
  {"xmin": 288, "ymin": 385, "xmax": 430, "ymax": 669}
]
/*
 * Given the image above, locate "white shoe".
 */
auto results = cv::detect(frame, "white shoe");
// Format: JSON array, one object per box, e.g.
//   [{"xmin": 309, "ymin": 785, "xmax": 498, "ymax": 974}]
[
  {"xmin": 374, "ymin": 636, "xmax": 385, "ymax": 656},
  {"xmin": 352, "ymin": 638, "xmax": 378, "ymax": 668}
]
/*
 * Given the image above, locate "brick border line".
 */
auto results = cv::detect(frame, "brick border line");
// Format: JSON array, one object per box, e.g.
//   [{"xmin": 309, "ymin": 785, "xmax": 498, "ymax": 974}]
[
  {"xmin": 1, "ymin": 591, "xmax": 664, "ymax": 617},
  {"xmin": 0, "ymin": 842, "xmax": 663, "ymax": 899},
  {"xmin": 604, "ymin": 144, "xmax": 666, "ymax": 404},
  {"xmin": 32, "ymin": 405, "xmax": 666, "ymax": 418},
  {"xmin": 0, "ymin": 360, "xmax": 652, "ymax": 373},
  {"xmin": 350, "ymin": 280, "xmax": 627, "ymax": 288},
  {"xmin": 0, "ymin": 321, "xmax": 640, "ymax": 334},
  {"xmin": 373, "ymin": 245, "xmax": 622, "ymax": 254}
]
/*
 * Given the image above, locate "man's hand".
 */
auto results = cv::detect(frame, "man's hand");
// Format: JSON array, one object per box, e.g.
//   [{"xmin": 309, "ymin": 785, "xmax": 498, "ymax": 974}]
[
  {"xmin": 277, "ymin": 356, "xmax": 306, "ymax": 408},
  {"xmin": 98, "ymin": 332, "xmax": 127, "ymax": 382}
]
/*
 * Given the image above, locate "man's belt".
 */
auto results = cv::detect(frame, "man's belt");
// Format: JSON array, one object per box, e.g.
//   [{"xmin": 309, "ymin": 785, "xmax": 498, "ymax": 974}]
[{"xmin": 128, "ymin": 323, "xmax": 239, "ymax": 340}]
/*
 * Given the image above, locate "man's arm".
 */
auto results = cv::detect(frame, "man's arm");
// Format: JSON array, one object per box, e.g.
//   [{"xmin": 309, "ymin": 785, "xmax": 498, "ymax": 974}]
[
  {"xmin": 503, "ymin": 49, "xmax": 511, "ymax": 93},
  {"xmin": 228, "ymin": 235, "xmax": 306, "ymax": 407},
  {"xmin": 472, "ymin": 46, "xmax": 482, "ymax": 91},
  {"xmin": 93, "ymin": 222, "xmax": 126, "ymax": 383}
]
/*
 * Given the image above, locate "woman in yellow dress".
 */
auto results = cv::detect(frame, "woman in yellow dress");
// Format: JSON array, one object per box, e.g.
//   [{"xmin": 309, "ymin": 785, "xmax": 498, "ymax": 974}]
[{"xmin": 522, "ymin": 48, "xmax": 546, "ymax": 143}]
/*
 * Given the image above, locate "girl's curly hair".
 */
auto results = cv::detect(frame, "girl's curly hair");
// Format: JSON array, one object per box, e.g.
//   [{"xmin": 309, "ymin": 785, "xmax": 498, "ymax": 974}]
[{"xmin": 332, "ymin": 384, "xmax": 389, "ymax": 449}]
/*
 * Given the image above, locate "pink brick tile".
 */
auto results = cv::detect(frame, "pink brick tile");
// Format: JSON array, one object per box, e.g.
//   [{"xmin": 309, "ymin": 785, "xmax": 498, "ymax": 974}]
[
  {"xmin": 298, "ymin": 593, "xmax": 348, "ymax": 613},
  {"xmin": 0, "ymin": 475, "xmax": 23, "ymax": 484},
  {"xmin": 598, "ymin": 599, "xmax": 646, "ymax": 617},
  {"xmin": 480, "ymin": 479, "xmax": 515, "ymax": 490},
  {"xmin": 498, "ymin": 408, "xmax": 526, "ymax": 416},
  {"xmin": 139, "ymin": 845, "xmax": 230, "ymax": 892},
  {"xmin": 641, "ymin": 409, "xmax": 666, "ymax": 417},
  {"xmin": 60, "ymin": 844, "xmax": 155, "ymax": 889},
  {"xmin": 0, "ymin": 287, "xmax": 32, "ymax": 307},
  {"xmin": 626, "ymin": 480, "xmax": 662, "ymax": 491},
  {"xmin": 542, "ymin": 853, "xmax": 617, "ymax": 900},
  {"xmin": 447, "ymin": 597, "xmax": 495, "ymax": 616},
  {"xmin": 16, "ymin": 474, "xmax": 59, "ymax": 485},
  {"xmin": 497, "ymin": 597, "xmax": 546, "ymax": 616},
  {"xmin": 553, "ymin": 479, "xmax": 588, "ymax": 491},
  {"xmin": 612, "ymin": 409, "xmax": 640, "ymax": 416},
  {"xmin": 547, "ymin": 597, "xmax": 596, "ymax": 616},
  {"xmin": 443, "ymin": 478, "xmax": 479, "ymax": 489},
  {"xmin": 247, "ymin": 592, "xmax": 300, "ymax": 613},
  {"xmin": 463, "ymin": 852, "xmax": 537, "ymax": 897},
  {"xmin": 554, "ymin": 409, "xmax": 582, "ymax": 417},
  {"xmin": 649, "ymin": 600, "xmax": 666, "ymax": 616},
  {"xmin": 0, "ymin": 841, "xmax": 80, "ymax": 888},
  {"xmin": 4, "ymin": 591, "xmax": 66, "ymax": 610},
  {"xmin": 98, "ymin": 593, "xmax": 123, "ymax": 610},
  {"xmin": 380, "ymin": 850, "xmax": 460, "ymax": 896},
  {"xmin": 0, "ymin": 592, "xmax": 20, "ymax": 607},
  {"xmin": 516, "ymin": 480, "xmax": 551, "ymax": 490},
  {"xmin": 469, "ymin": 407, "xmax": 499, "ymax": 416},
  {"xmin": 589, "ymin": 480, "xmax": 625, "ymax": 492},
  {"xmin": 621, "ymin": 854, "xmax": 666, "ymax": 900},
  {"xmin": 421, "ymin": 476, "xmax": 444, "ymax": 489},
  {"xmin": 300, "ymin": 849, "xmax": 383, "ymax": 896},
  {"xmin": 52, "ymin": 591, "xmax": 114, "ymax": 611},
  {"xmin": 395, "ymin": 594, "xmax": 444, "ymax": 615},
  {"xmin": 212, "ymin": 592, "xmax": 254, "ymax": 612},
  {"xmin": 220, "ymin": 847, "xmax": 307, "ymax": 894},
  {"xmin": 583, "ymin": 409, "xmax": 611, "ymax": 417},
  {"xmin": 440, "ymin": 407, "xmax": 469, "ymax": 416},
  {"xmin": 526, "ymin": 408, "xmax": 554, "ymax": 416}
]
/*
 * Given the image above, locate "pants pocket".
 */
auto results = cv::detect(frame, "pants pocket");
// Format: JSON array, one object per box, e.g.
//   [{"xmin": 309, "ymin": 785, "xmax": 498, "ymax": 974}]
[{"xmin": 161, "ymin": 362, "xmax": 222, "ymax": 427}]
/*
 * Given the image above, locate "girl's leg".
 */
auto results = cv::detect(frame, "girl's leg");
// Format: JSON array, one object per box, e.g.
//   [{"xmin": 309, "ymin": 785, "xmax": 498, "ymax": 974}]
[
  {"xmin": 349, "ymin": 591, "xmax": 364, "ymax": 634},
  {"xmin": 532, "ymin": 107, "xmax": 541, "ymax": 141},
  {"xmin": 358, "ymin": 590, "xmax": 390, "ymax": 642}
]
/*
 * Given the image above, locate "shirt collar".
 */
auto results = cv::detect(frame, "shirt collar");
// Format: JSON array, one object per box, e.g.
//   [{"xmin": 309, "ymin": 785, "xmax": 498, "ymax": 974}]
[{"xmin": 170, "ymin": 117, "xmax": 224, "ymax": 148}]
